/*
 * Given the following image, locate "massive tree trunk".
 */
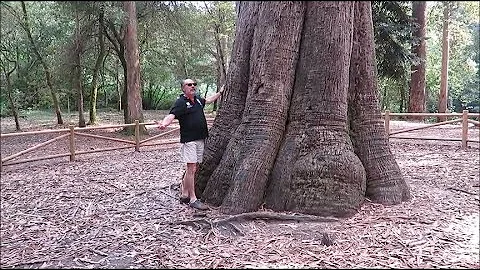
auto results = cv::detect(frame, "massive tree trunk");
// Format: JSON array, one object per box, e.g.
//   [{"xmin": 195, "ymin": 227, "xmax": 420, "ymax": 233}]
[
  {"xmin": 347, "ymin": 2, "xmax": 411, "ymax": 206},
  {"xmin": 196, "ymin": 2, "xmax": 410, "ymax": 218},
  {"xmin": 122, "ymin": 1, "xmax": 145, "ymax": 134},
  {"xmin": 408, "ymin": 1, "xmax": 427, "ymax": 120}
]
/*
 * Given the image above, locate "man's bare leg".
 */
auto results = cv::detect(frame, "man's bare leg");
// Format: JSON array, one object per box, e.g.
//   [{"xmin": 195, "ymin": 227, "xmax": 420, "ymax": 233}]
[
  {"xmin": 180, "ymin": 170, "xmax": 188, "ymax": 198},
  {"xmin": 184, "ymin": 163, "xmax": 197, "ymax": 202}
]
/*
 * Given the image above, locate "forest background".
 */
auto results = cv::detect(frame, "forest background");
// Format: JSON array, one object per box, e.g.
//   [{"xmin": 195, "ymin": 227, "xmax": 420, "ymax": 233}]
[{"xmin": 0, "ymin": 1, "xmax": 479, "ymax": 130}]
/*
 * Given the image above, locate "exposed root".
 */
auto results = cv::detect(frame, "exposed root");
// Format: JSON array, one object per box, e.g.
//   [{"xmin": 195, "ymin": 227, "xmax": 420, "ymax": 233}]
[{"xmin": 167, "ymin": 211, "xmax": 339, "ymax": 227}]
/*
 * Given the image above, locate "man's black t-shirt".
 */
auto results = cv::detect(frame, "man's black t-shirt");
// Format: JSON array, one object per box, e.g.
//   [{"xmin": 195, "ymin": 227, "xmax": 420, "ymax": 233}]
[{"xmin": 169, "ymin": 94, "xmax": 208, "ymax": 143}]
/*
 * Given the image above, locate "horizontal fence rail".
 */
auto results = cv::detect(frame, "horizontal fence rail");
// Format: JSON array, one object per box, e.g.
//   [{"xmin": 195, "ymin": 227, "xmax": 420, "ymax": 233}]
[
  {"xmin": 1, "ymin": 112, "xmax": 479, "ymax": 170},
  {"xmin": 0, "ymin": 119, "xmax": 213, "ymax": 171},
  {"xmin": 383, "ymin": 110, "xmax": 480, "ymax": 149}
]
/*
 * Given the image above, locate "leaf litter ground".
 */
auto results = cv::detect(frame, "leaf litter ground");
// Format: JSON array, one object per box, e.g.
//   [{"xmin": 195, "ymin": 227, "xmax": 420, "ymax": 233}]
[{"xmin": 0, "ymin": 112, "xmax": 479, "ymax": 268}]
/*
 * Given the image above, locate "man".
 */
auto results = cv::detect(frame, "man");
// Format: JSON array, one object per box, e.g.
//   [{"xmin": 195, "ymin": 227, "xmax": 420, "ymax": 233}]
[{"xmin": 156, "ymin": 78, "xmax": 224, "ymax": 210}]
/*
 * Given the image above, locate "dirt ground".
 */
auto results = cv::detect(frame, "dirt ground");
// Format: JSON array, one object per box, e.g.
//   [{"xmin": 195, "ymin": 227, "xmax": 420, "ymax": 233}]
[{"xmin": 0, "ymin": 111, "xmax": 479, "ymax": 269}]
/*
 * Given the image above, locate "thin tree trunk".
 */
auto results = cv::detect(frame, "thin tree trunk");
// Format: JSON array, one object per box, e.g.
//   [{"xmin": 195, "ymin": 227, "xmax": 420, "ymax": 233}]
[
  {"xmin": 102, "ymin": 16, "xmax": 126, "ymax": 114},
  {"xmin": 408, "ymin": 1, "xmax": 427, "ymax": 121},
  {"xmin": 21, "ymin": 1, "xmax": 63, "ymax": 125},
  {"xmin": 89, "ymin": 9, "xmax": 106, "ymax": 125},
  {"xmin": 1, "ymin": 59, "xmax": 21, "ymax": 131},
  {"xmin": 438, "ymin": 3, "xmax": 450, "ymax": 122},
  {"xmin": 74, "ymin": 5, "xmax": 86, "ymax": 128},
  {"xmin": 116, "ymin": 59, "xmax": 121, "ymax": 111},
  {"xmin": 213, "ymin": 20, "xmax": 227, "ymax": 111},
  {"xmin": 73, "ymin": 51, "xmax": 86, "ymax": 127}
]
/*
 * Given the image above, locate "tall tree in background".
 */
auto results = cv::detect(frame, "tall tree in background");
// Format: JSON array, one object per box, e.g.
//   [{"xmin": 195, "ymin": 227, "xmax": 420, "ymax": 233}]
[
  {"xmin": 72, "ymin": 3, "xmax": 86, "ymax": 127},
  {"xmin": 20, "ymin": 1, "xmax": 63, "ymax": 125},
  {"xmin": 204, "ymin": 2, "xmax": 233, "ymax": 111},
  {"xmin": 89, "ymin": 7, "xmax": 106, "ymax": 125},
  {"xmin": 123, "ymin": 1, "xmax": 145, "ymax": 133},
  {"xmin": 438, "ymin": 2, "xmax": 452, "ymax": 122},
  {"xmin": 0, "ymin": 49, "xmax": 20, "ymax": 131},
  {"xmin": 408, "ymin": 1, "xmax": 427, "ymax": 120},
  {"xmin": 371, "ymin": 1, "xmax": 413, "ymax": 112},
  {"xmin": 196, "ymin": 2, "xmax": 410, "ymax": 217},
  {"xmin": 103, "ymin": 3, "xmax": 128, "ymax": 121}
]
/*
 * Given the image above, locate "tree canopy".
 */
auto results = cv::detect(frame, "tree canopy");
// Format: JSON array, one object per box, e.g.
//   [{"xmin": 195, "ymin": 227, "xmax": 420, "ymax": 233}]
[{"xmin": 0, "ymin": 1, "xmax": 478, "ymax": 124}]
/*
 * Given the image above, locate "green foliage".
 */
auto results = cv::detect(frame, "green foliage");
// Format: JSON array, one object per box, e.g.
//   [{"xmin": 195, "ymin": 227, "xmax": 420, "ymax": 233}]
[
  {"xmin": 0, "ymin": 96, "xmax": 9, "ymax": 117},
  {"xmin": 1, "ymin": 1, "xmax": 476, "ymax": 118},
  {"xmin": 425, "ymin": 1, "xmax": 479, "ymax": 113},
  {"xmin": 378, "ymin": 76, "xmax": 408, "ymax": 112},
  {"xmin": 372, "ymin": 1, "xmax": 414, "ymax": 80},
  {"xmin": 136, "ymin": 1, "xmax": 235, "ymax": 109},
  {"xmin": 374, "ymin": 1, "xmax": 479, "ymax": 113},
  {"xmin": 0, "ymin": 1, "xmax": 237, "ymax": 117},
  {"xmin": 372, "ymin": 1, "xmax": 415, "ymax": 112}
]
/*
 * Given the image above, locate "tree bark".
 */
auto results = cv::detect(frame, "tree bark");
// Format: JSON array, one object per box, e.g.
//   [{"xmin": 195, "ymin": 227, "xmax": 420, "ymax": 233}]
[
  {"xmin": 196, "ymin": 1, "xmax": 410, "ymax": 218},
  {"xmin": 348, "ymin": 2, "xmax": 411, "ymax": 205},
  {"xmin": 266, "ymin": 2, "xmax": 364, "ymax": 217},
  {"xmin": 195, "ymin": 1, "xmax": 265, "ymax": 204},
  {"xmin": 408, "ymin": 1, "xmax": 427, "ymax": 121},
  {"xmin": 123, "ymin": 1, "xmax": 145, "ymax": 134},
  {"xmin": 438, "ymin": 3, "xmax": 450, "ymax": 122},
  {"xmin": 1, "ymin": 57, "xmax": 21, "ymax": 131}
]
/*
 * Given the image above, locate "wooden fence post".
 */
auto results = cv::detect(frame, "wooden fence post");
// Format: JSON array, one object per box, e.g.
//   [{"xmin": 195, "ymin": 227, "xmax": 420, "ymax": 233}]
[
  {"xmin": 135, "ymin": 120, "xmax": 140, "ymax": 152},
  {"xmin": 384, "ymin": 110, "xmax": 390, "ymax": 137},
  {"xmin": 69, "ymin": 125, "xmax": 75, "ymax": 161},
  {"xmin": 462, "ymin": 110, "xmax": 468, "ymax": 149}
]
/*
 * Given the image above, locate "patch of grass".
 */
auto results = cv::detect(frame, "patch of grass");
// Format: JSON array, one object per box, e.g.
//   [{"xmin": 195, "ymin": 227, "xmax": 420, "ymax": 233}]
[{"xmin": 19, "ymin": 109, "xmax": 57, "ymax": 120}]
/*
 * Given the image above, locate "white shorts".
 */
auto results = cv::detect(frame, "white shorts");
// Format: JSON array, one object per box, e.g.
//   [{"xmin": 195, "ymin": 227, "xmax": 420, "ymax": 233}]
[{"xmin": 180, "ymin": 139, "xmax": 205, "ymax": 163}]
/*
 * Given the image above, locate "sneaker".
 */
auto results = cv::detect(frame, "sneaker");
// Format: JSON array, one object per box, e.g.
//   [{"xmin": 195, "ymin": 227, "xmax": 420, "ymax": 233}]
[
  {"xmin": 189, "ymin": 199, "xmax": 209, "ymax": 210},
  {"xmin": 179, "ymin": 196, "xmax": 190, "ymax": 204}
]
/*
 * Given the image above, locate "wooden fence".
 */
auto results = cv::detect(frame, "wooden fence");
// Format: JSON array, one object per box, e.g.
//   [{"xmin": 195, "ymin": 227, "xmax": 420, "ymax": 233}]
[
  {"xmin": 0, "ymin": 119, "xmax": 193, "ymax": 171},
  {"xmin": 383, "ymin": 110, "xmax": 480, "ymax": 149},
  {"xmin": 1, "ymin": 112, "xmax": 479, "ymax": 170}
]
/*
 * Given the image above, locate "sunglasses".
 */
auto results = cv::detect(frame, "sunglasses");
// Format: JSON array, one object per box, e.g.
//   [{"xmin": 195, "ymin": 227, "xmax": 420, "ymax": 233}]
[{"xmin": 186, "ymin": 83, "xmax": 197, "ymax": 87}]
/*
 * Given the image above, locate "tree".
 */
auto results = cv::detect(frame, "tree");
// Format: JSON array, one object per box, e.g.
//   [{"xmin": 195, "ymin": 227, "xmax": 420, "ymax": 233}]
[
  {"xmin": 123, "ymin": 1, "xmax": 145, "ymax": 133},
  {"xmin": 438, "ymin": 2, "xmax": 453, "ymax": 122},
  {"xmin": 203, "ymin": 1, "xmax": 236, "ymax": 111},
  {"xmin": 371, "ymin": 1, "xmax": 414, "ymax": 112},
  {"xmin": 0, "ymin": 8, "xmax": 21, "ymax": 130},
  {"xmin": 0, "ymin": 48, "xmax": 20, "ymax": 131},
  {"xmin": 89, "ymin": 6, "xmax": 106, "ymax": 125},
  {"xmin": 72, "ymin": 2, "xmax": 86, "ymax": 127},
  {"xmin": 425, "ymin": 2, "xmax": 479, "ymax": 114},
  {"xmin": 102, "ymin": 3, "xmax": 129, "ymax": 121},
  {"xmin": 20, "ymin": 1, "xmax": 64, "ymax": 125},
  {"xmin": 408, "ymin": 1, "xmax": 427, "ymax": 120},
  {"xmin": 195, "ymin": 2, "xmax": 410, "ymax": 218}
]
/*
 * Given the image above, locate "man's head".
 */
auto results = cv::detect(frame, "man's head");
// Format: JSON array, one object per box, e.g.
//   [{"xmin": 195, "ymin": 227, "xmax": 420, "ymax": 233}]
[{"xmin": 181, "ymin": 78, "xmax": 197, "ymax": 98}]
